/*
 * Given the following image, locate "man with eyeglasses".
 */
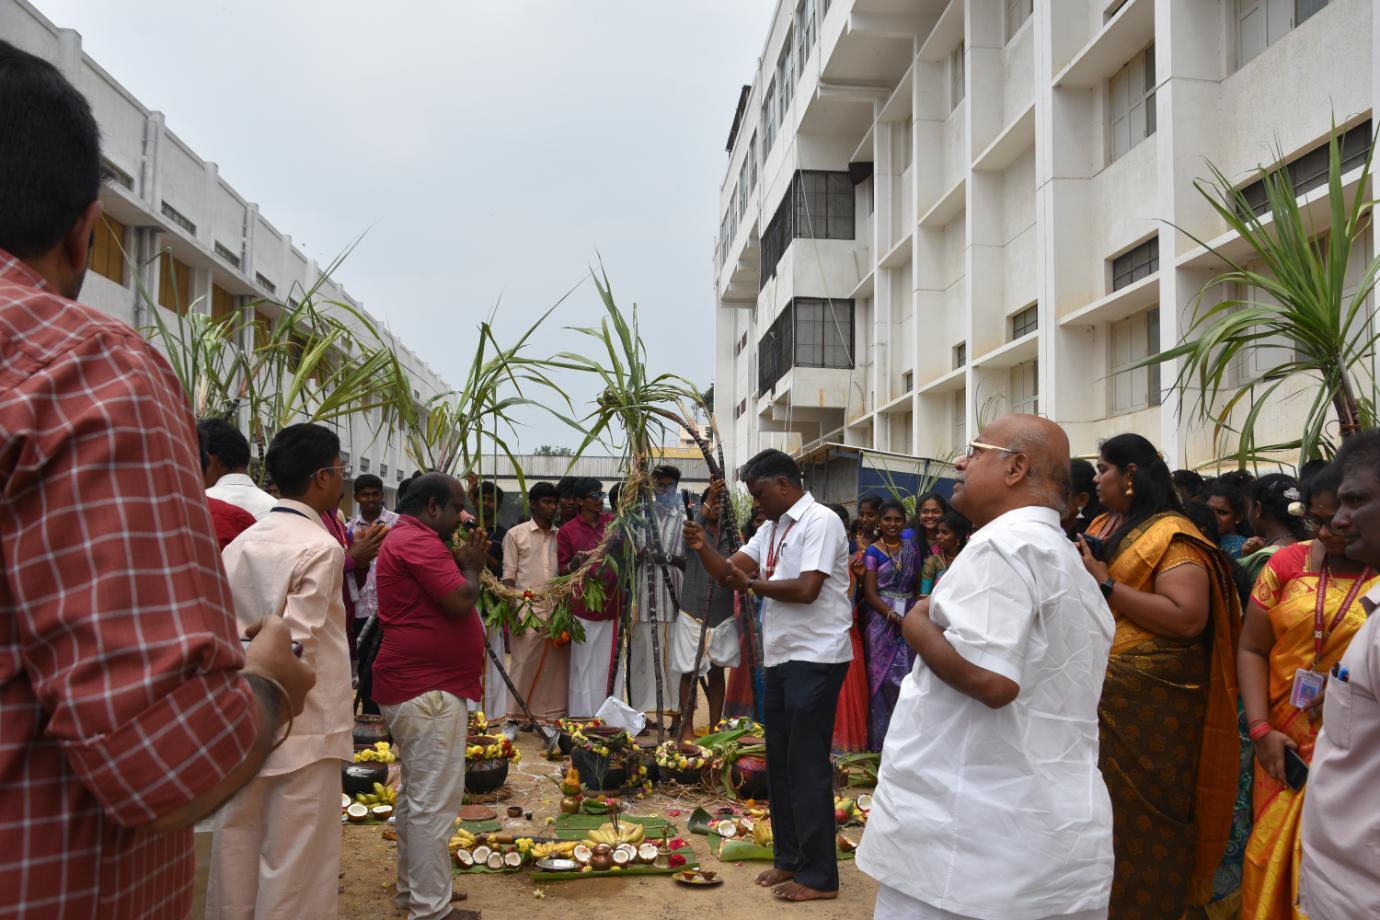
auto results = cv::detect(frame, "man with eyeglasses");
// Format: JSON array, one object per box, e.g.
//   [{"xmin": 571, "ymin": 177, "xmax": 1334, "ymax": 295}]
[
  {"xmin": 207, "ymin": 423, "xmax": 355, "ymax": 920},
  {"xmin": 559, "ymin": 478, "xmax": 625, "ymax": 718},
  {"xmin": 856, "ymin": 414, "xmax": 1116, "ymax": 920}
]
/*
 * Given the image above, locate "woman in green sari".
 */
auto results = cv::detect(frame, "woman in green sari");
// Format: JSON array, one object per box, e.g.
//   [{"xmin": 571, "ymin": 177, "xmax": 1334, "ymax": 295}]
[{"xmin": 1076, "ymin": 434, "xmax": 1243, "ymax": 920}]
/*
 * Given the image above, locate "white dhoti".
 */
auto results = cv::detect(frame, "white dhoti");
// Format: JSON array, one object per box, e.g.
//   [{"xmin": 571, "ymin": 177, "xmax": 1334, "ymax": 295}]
[
  {"xmin": 204, "ymin": 758, "xmax": 342, "ymax": 920},
  {"xmin": 669, "ymin": 610, "xmax": 741, "ymax": 674},
  {"xmin": 381, "ymin": 690, "xmax": 470, "ymax": 920},
  {"xmin": 568, "ymin": 617, "xmax": 623, "ymax": 718},
  {"xmin": 874, "ymin": 884, "xmax": 1108, "ymax": 920},
  {"xmin": 628, "ymin": 619, "xmax": 680, "ymax": 713},
  {"xmin": 483, "ymin": 624, "xmax": 509, "ymax": 721}
]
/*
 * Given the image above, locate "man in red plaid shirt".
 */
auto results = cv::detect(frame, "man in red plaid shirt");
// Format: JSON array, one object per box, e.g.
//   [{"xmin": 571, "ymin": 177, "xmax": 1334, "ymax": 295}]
[{"xmin": 0, "ymin": 40, "xmax": 315, "ymax": 920}]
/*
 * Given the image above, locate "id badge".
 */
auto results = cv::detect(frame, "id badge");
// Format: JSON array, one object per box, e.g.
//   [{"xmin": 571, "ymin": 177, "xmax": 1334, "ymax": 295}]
[
  {"xmin": 888, "ymin": 596, "xmax": 910, "ymax": 616},
  {"xmin": 1291, "ymin": 668, "xmax": 1326, "ymax": 709}
]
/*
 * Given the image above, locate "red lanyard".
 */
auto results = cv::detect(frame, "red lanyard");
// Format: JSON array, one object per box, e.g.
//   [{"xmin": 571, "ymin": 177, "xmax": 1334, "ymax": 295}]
[
  {"xmin": 764, "ymin": 519, "xmax": 796, "ymax": 579},
  {"xmin": 1313, "ymin": 563, "xmax": 1373, "ymax": 668}
]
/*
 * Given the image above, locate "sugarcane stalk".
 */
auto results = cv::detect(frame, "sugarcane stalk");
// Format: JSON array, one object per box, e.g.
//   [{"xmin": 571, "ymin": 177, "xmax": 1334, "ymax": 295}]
[{"xmin": 638, "ymin": 483, "xmax": 668, "ymax": 746}]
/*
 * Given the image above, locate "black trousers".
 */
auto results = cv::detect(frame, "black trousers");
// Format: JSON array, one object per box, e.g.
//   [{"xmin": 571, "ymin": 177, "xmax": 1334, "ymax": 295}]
[{"xmin": 763, "ymin": 660, "xmax": 849, "ymax": 892}]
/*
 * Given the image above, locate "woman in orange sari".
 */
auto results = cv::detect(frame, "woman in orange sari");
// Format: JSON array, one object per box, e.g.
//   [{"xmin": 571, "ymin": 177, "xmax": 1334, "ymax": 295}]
[
  {"xmin": 1077, "ymin": 434, "xmax": 1242, "ymax": 920},
  {"xmin": 1238, "ymin": 465, "xmax": 1378, "ymax": 919}
]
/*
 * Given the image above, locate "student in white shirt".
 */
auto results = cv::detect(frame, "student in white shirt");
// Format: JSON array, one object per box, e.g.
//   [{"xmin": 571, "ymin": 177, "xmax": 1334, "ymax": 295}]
[
  {"xmin": 855, "ymin": 414, "xmax": 1115, "ymax": 920},
  {"xmin": 200, "ymin": 416, "xmax": 276, "ymax": 519},
  {"xmin": 685, "ymin": 449, "xmax": 851, "ymax": 903}
]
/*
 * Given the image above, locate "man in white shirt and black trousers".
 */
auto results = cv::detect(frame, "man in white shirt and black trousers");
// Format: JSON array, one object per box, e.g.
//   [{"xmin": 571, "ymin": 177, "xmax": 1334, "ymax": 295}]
[
  {"xmin": 856, "ymin": 414, "xmax": 1115, "ymax": 920},
  {"xmin": 685, "ymin": 449, "xmax": 852, "ymax": 903}
]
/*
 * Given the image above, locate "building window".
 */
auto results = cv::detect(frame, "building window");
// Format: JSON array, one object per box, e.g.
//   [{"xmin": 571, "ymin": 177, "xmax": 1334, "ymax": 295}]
[
  {"xmin": 949, "ymin": 42, "xmax": 965, "ymax": 112},
  {"xmin": 1109, "ymin": 43, "xmax": 1155, "ymax": 162},
  {"xmin": 1109, "ymin": 308, "xmax": 1161, "ymax": 413},
  {"xmin": 1009, "ymin": 303, "xmax": 1038, "ymax": 340},
  {"xmin": 214, "ymin": 241, "xmax": 241, "ymax": 269},
  {"xmin": 902, "ymin": 370, "xmax": 913, "ymax": 393},
  {"xmin": 158, "ymin": 251, "xmax": 192, "ymax": 315},
  {"xmin": 1010, "ymin": 359, "xmax": 1039, "ymax": 415},
  {"xmin": 795, "ymin": 0, "xmax": 817, "ymax": 80},
  {"xmin": 1005, "ymin": 0, "xmax": 1032, "ymax": 42},
  {"xmin": 747, "ymin": 132, "xmax": 758, "ymax": 195},
  {"xmin": 952, "ymin": 387, "xmax": 966, "ymax": 451},
  {"xmin": 211, "ymin": 284, "xmax": 236, "ymax": 323},
  {"xmin": 735, "ymin": 398, "xmax": 747, "ymax": 419},
  {"xmin": 776, "ymin": 33, "xmax": 794, "ymax": 126},
  {"xmin": 360, "ymin": 458, "xmax": 370, "ymax": 473},
  {"xmin": 953, "ymin": 341, "xmax": 967, "ymax": 369},
  {"xmin": 255, "ymin": 271, "xmax": 276, "ymax": 295},
  {"xmin": 1111, "ymin": 236, "xmax": 1159, "ymax": 291},
  {"xmin": 89, "ymin": 215, "xmax": 127, "ymax": 285},
  {"xmin": 1237, "ymin": 0, "xmax": 1329, "ymax": 68},
  {"xmin": 160, "ymin": 200, "xmax": 197, "ymax": 236},
  {"xmin": 101, "ymin": 158, "xmax": 134, "ymax": 191},
  {"xmin": 380, "ymin": 463, "xmax": 389, "ymax": 477},
  {"xmin": 761, "ymin": 170, "xmax": 855, "ymax": 283},
  {"xmin": 397, "ymin": 469, "xmax": 405, "ymax": 482},
  {"xmin": 758, "ymin": 298, "xmax": 854, "ymax": 394},
  {"xmin": 1238, "ymin": 120, "xmax": 1372, "ymax": 216}
]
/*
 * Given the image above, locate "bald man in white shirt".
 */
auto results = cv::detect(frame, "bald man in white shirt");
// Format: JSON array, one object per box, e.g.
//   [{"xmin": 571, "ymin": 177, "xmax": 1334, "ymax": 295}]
[{"xmin": 856, "ymin": 415, "xmax": 1115, "ymax": 920}]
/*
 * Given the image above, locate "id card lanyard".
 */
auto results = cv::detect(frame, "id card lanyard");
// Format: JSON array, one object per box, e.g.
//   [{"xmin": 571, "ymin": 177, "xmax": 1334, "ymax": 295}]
[
  {"xmin": 1311, "ymin": 563, "xmax": 1373, "ymax": 671},
  {"xmin": 763, "ymin": 519, "xmax": 796, "ymax": 579}
]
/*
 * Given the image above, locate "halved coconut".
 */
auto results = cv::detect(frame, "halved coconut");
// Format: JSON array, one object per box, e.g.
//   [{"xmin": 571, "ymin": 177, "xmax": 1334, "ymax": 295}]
[
  {"xmin": 836, "ymin": 832, "xmax": 858, "ymax": 853},
  {"xmin": 485, "ymin": 852, "xmax": 505, "ymax": 870},
  {"xmin": 739, "ymin": 816, "xmax": 756, "ymax": 831},
  {"xmin": 637, "ymin": 842, "xmax": 659, "ymax": 864},
  {"xmin": 454, "ymin": 848, "xmax": 474, "ymax": 868},
  {"xmin": 616, "ymin": 843, "xmax": 638, "ymax": 863},
  {"xmin": 503, "ymin": 851, "xmax": 523, "ymax": 869},
  {"xmin": 715, "ymin": 819, "xmax": 738, "ymax": 837},
  {"xmin": 855, "ymin": 793, "xmax": 873, "ymax": 811},
  {"xmin": 346, "ymin": 802, "xmax": 369, "ymax": 823},
  {"xmin": 341, "ymin": 793, "xmax": 351, "ymax": 810},
  {"xmin": 371, "ymin": 804, "xmax": 393, "ymax": 819},
  {"xmin": 610, "ymin": 847, "xmax": 631, "ymax": 866},
  {"xmin": 471, "ymin": 845, "xmax": 492, "ymax": 863},
  {"xmin": 572, "ymin": 843, "xmax": 592, "ymax": 864}
]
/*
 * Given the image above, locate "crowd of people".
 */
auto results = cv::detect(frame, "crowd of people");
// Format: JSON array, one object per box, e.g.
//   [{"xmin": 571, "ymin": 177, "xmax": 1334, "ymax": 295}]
[{"xmin": 7, "ymin": 36, "xmax": 1380, "ymax": 920}]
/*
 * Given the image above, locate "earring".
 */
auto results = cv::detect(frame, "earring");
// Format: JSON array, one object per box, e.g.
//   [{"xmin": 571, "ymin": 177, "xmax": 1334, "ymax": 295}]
[{"xmin": 1125, "ymin": 480, "xmax": 1135, "ymax": 499}]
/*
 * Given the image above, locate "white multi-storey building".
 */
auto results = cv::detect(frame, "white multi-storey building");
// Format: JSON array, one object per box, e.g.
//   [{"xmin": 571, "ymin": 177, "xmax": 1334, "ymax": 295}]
[
  {"xmin": 3, "ymin": 0, "xmax": 449, "ymax": 507},
  {"xmin": 714, "ymin": 0, "xmax": 1377, "ymax": 477}
]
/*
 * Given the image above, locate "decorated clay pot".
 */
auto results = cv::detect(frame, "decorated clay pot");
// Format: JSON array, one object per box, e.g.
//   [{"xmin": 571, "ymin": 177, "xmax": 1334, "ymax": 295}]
[
  {"xmin": 464, "ymin": 760, "xmax": 509, "ymax": 794},
  {"xmin": 731, "ymin": 754, "xmax": 769, "ymax": 799},
  {"xmin": 352, "ymin": 714, "xmax": 390, "ymax": 748},
  {"xmin": 571, "ymin": 748, "xmax": 628, "ymax": 790}
]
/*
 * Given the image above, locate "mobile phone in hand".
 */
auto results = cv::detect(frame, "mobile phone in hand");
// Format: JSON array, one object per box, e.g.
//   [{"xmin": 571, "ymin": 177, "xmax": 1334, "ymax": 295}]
[
  {"xmin": 240, "ymin": 636, "xmax": 304, "ymax": 658},
  {"xmin": 1284, "ymin": 746, "xmax": 1309, "ymax": 790}
]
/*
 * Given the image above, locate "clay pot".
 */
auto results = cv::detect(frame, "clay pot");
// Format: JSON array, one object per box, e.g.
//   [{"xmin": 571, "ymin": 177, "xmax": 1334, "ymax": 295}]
[
  {"xmin": 559, "ymin": 795, "xmax": 582, "ymax": 814},
  {"xmin": 465, "ymin": 760, "xmax": 509, "ymax": 794},
  {"xmin": 342, "ymin": 760, "xmax": 389, "ymax": 798},
  {"xmin": 730, "ymin": 754, "xmax": 769, "ymax": 799},
  {"xmin": 557, "ymin": 732, "xmax": 575, "ymax": 755},
  {"xmin": 352, "ymin": 714, "xmax": 390, "ymax": 747},
  {"xmin": 571, "ymin": 748, "xmax": 628, "ymax": 790}
]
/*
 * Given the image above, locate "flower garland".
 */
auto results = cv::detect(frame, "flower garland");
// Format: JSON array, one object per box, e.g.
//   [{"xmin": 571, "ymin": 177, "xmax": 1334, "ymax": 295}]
[
  {"xmin": 567, "ymin": 724, "xmax": 633, "ymax": 758},
  {"xmin": 465, "ymin": 734, "xmax": 521, "ymax": 766},
  {"xmin": 468, "ymin": 711, "xmax": 489, "ymax": 735},
  {"xmin": 654, "ymin": 741, "xmax": 713, "ymax": 772}
]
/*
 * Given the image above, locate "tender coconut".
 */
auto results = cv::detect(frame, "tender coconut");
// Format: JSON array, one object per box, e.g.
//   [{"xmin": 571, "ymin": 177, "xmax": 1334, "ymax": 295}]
[
  {"xmin": 454, "ymin": 848, "xmax": 474, "ymax": 867},
  {"xmin": 503, "ymin": 851, "xmax": 523, "ymax": 868},
  {"xmin": 471, "ymin": 845, "xmax": 492, "ymax": 863},
  {"xmin": 346, "ymin": 803, "xmax": 369, "ymax": 823},
  {"xmin": 485, "ymin": 852, "xmax": 505, "ymax": 870}
]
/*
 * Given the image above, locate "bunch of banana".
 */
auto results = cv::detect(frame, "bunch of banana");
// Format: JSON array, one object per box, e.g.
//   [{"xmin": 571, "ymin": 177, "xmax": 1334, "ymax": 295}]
[
  {"xmin": 584, "ymin": 822, "xmax": 645, "ymax": 846},
  {"xmin": 353, "ymin": 782, "xmax": 397, "ymax": 808},
  {"xmin": 751, "ymin": 819, "xmax": 774, "ymax": 848},
  {"xmin": 353, "ymin": 741, "xmax": 397, "ymax": 763},
  {"xmin": 448, "ymin": 828, "xmax": 477, "ymax": 850},
  {"xmin": 530, "ymin": 840, "xmax": 579, "ymax": 860}
]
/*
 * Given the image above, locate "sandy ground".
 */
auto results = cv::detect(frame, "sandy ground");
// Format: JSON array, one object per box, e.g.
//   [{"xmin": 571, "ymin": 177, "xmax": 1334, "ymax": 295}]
[{"xmin": 192, "ymin": 717, "xmax": 879, "ymax": 919}]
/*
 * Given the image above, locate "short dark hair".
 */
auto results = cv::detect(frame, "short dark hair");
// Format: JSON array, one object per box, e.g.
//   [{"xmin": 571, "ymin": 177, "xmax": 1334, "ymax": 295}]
[
  {"xmin": 652, "ymin": 465, "xmax": 682, "ymax": 483},
  {"xmin": 0, "ymin": 41, "xmax": 102, "ymax": 259},
  {"xmin": 353, "ymin": 473, "xmax": 384, "ymax": 494},
  {"xmin": 263, "ymin": 423, "xmax": 341, "ymax": 498},
  {"xmin": 529, "ymin": 481, "xmax": 560, "ymax": 503},
  {"xmin": 397, "ymin": 472, "xmax": 456, "ymax": 516},
  {"xmin": 197, "ymin": 417, "xmax": 251, "ymax": 470},
  {"xmin": 396, "ymin": 470, "xmax": 423, "ymax": 507},
  {"xmin": 740, "ymin": 449, "xmax": 801, "ymax": 487},
  {"xmin": 472, "ymin": 481, "xmax": 505, "ymax": 502},
  {"xmin": 572, "ymin": 477, "xmax": 604, "ymax": 499},
  {"xmin": 1206, "ymin": 481, "xmax": 1247, "ymax": 520},
  {"xmin": 556, "ymin": 476, "xmax": 577, "ymax": 498},
  {"xmin": 1335, "ymin": 429, "xmax": 1380, "ymax": 486},
  {"xmin": 1172, "ymin": 469, "xmax": 1205, "ymax": 499}
]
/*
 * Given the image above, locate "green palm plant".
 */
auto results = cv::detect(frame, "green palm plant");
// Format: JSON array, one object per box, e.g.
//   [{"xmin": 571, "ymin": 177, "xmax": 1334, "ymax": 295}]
[{"xmin": 1151, "ymin": 123, "xmax": 1380, "ymax": 465}]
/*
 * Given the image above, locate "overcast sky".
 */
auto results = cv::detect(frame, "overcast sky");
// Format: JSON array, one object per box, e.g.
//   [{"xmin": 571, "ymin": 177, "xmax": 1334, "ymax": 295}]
[{"xmin": 36, "ymin": 0, "xmax": 774, "ymax": 451}]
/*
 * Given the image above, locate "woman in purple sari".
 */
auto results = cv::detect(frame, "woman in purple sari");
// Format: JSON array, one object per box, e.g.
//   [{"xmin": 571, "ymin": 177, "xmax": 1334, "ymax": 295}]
[{"xmin": 861, "ymin": 500, "xmax": 921, "ymax": 752}]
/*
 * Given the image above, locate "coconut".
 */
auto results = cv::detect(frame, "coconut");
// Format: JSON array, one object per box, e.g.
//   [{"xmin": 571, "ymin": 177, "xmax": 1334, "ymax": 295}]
[
  {"xmin": 485, "ymin": 852, "xmax": 505, "ymax": 870},
  {"xmin": 637, "ymin": 843, "xmax": 659, "ymax": 864},
  {"xmin": 371, "ymin": 804, "xmax": 393, "ymax": 819},
  {"xmin": 610, "ymin": 847, "xmax": 631, "ymax": 866},
  {"xmin": 345, "ymin": 802, "xmax": 369, "ymax": 823},
  {"xmin": 454, "ymin": 848, "xmax": 474, "ymax": 868},
  {"xmin": 471, "ymin": 845, "xmax": 492, "ymax": 863},
  {"xmin": 341, "ymin": 793, "xmax": 351, "ymax": 810},
  {"xmin": 836, "ymin": 832, "xmax": 858, "ymax": 853},
  {"xmin": 572, "ymin": 843, "xmax": 592, "ymax": 864},
  {"xmin": 616, "ymin": 843, "xmax": 638, "ymax": 862},
  {"xmin": 739, "ymin": 816, "xmax": 756, "ymax": 831},
  {"xmin": 855, "ymin": 793, "xmax": 874, "ymax": 812},
  {"xmin": 503, "ymin": 851, "xmax": 523, "ymax": 869},
  {"xmin": 715, "ymin": 819, "xmax": 738, "ymax": 837}
]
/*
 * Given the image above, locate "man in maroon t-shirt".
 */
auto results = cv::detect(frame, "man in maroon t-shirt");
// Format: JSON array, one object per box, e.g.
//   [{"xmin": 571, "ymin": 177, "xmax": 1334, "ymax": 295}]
[{"xmin": 373, "ymin": 472, "xmax": 489, "ymax": 920}]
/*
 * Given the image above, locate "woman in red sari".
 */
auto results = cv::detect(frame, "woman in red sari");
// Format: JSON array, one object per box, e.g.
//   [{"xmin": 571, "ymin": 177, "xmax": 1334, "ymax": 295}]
[{"xmin": 833, "ymin": 517, "xmax": 873, "ymax": 752}]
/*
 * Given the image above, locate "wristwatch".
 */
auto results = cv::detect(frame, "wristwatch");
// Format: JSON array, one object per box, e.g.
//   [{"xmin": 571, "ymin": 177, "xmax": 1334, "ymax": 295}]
[{"xmin": 1099, "ymin": 577, "xmax": 1116, "ymax": 599}]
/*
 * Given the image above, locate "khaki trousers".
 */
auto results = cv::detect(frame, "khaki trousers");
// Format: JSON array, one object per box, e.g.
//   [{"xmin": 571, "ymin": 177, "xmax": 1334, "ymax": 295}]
[
  {"xmin": 381, "ymin": 690, "xmax": 469, "ymax": 920},
  {"xmin": 204, "ymin": 758, "xmax": 341, "ymax": 920}
]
